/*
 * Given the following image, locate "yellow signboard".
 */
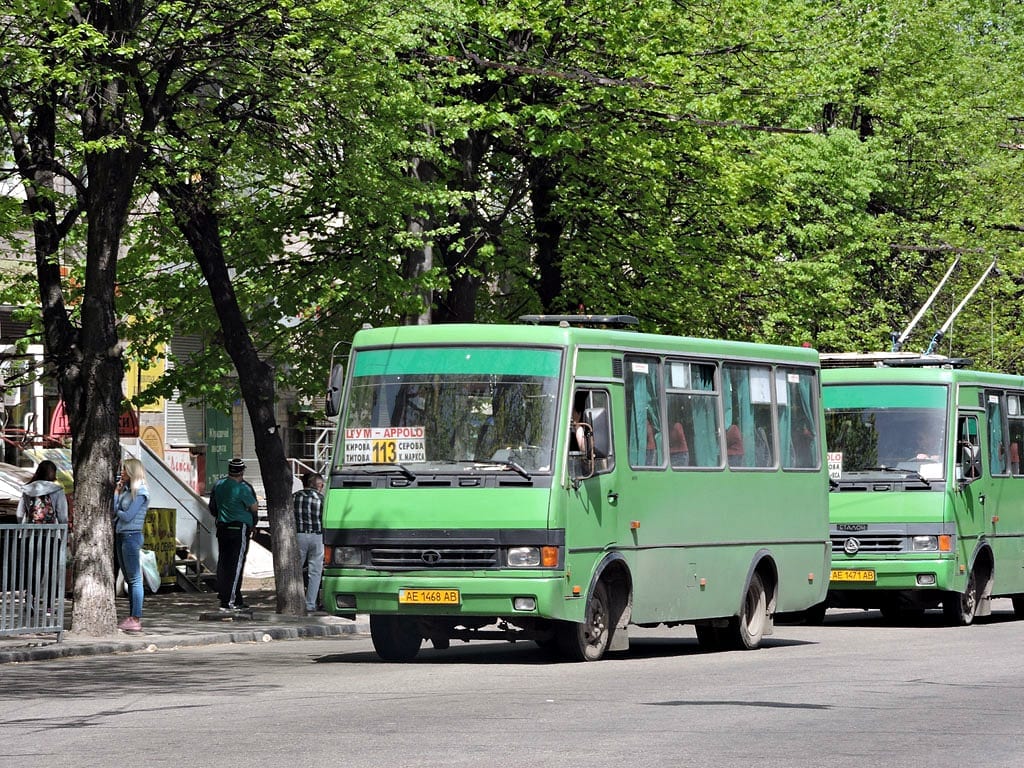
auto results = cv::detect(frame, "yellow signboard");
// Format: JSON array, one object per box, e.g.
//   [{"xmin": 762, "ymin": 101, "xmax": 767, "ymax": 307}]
[
  {"xmin": 125, "ymin": 348, "xmax": 167, "ymax": 413},
  {"xmin": 144, "ymin": 507, "xmax": 177, "ymax": 585}
]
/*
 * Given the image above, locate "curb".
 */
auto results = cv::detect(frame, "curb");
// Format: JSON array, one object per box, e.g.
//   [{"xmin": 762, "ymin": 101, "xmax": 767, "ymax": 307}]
[{"xmin": 0, "ymin": 617, "xmax": 369, "ymax": 664}]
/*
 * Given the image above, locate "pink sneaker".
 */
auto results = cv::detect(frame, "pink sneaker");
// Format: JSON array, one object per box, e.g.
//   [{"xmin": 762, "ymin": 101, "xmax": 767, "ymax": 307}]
[{"xmin": 118, "ymin": 617, "xmax": 142, "ymax": 632}]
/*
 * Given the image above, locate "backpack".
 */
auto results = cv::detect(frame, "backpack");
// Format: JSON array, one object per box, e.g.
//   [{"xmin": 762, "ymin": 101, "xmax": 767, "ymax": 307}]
[{"xmin": 24, "ymin": 492, "xmax": 56, "ymax": 524}]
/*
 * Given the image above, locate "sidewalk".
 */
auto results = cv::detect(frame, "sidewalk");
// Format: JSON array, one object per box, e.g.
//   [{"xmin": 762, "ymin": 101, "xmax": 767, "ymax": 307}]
[{"xmin": 0, "ymin": 588, "xmax": 369, "ymax": 664}]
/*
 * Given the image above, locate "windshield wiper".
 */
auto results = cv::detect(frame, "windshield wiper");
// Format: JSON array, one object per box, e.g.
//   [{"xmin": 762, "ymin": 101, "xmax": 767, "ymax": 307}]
[
  {"xmin": 345, "ymin": 462, "xmax": 416, "ymax": 480},
  {"xmin": 860, "ymin": 466, "xmax": 931, "ymax": 487},
  {"xmin": 472, "ymin": 459, "xmax": 533, "ymax": 480}
]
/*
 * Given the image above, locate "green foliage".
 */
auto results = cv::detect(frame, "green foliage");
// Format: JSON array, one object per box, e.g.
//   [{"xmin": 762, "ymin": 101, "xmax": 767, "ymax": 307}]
[{"xmin": 6, "ymin": 0, "xmax": 1024, "ymax": 418}]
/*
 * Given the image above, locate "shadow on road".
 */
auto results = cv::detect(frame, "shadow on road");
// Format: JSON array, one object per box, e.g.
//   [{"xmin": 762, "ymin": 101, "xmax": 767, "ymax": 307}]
[{"xmin": 313, "ymin": 633, "xmax": 816, "ymax": 665}]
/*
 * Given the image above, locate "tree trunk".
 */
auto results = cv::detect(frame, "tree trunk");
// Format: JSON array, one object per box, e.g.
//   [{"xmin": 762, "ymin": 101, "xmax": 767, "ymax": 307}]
[
  {"xmin": 529, "ymin": 158, "xmax": 565, "ymax": 313},
  {"xmin": 433, "ymin": 133, "xmax": 487, "ymax": 323},
  {"xmin": 12, "ymin": 89, "xmax": 126, "ymax": 635},
  {"xmin": 403, "ymin": 156, "xmax": 435, "ymax": 325},
  {"xmin": 160, "ymin": 174, "xmax": 305, "ymax": 615}
]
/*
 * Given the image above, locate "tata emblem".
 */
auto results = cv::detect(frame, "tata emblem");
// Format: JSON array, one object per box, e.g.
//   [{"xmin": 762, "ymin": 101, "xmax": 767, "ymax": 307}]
[
  {"xmin": 843, "ymin": 537, "xmax": 861, "ymax": 555},
  {"xmin": 421, "ymin": 550, "xmax": 442, "ymax": 565}
]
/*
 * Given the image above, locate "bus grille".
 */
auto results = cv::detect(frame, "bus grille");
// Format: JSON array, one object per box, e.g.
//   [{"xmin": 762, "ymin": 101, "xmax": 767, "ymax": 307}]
[
  {"xmin": 830, "ymin": 535, "xmax": 904, "ymax": 553},
  {"xmin": 369, "ymin": 546, "xmax": 499, "ymax": 569}
]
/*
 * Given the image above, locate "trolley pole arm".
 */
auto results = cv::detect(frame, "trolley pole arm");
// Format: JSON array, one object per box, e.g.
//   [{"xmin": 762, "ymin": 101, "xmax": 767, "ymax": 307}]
[
  {"xmin": 891, "ymin": 257, "xmax": 959, "ymax": 352},
  {"xmin": 924, "ymin": 259, "xmax": 998, "ymax": 355}
]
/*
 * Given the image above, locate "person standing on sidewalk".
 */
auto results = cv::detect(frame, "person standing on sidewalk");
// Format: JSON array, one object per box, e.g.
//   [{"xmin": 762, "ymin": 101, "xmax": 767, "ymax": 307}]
[
  {"xmin": 16, "ymin": 460, "xmax": 70, "ymax": 618},
  {"xmin": 212, "ymin": 458, "xmax": 258, "ymax": 612},
  {"xmin": 16, "ymin": 460, "xmax": 69, "ymax": 525},
  {"xmin": 292, "ymin": 472, "xmax": 325, "ymax": 613},
  {"xmin": 113, "ymin": 458, "xmax": 150, "ymax": 633}
]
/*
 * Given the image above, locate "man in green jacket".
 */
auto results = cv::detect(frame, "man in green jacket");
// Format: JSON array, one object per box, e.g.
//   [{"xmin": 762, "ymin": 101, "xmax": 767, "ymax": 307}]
[{"xmin": 211, "ymin": 457, "xmax": 258, "ymax": 611}]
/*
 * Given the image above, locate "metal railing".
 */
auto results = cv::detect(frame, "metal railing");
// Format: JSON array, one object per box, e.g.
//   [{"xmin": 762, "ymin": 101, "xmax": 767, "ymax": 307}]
[
  {"xmin": 288, "ymin": 425, "xmax": 335, "ymax": 478},
  {"xmin": 0, "ymin": 524, "xmax": 68, "ymax": 642}
]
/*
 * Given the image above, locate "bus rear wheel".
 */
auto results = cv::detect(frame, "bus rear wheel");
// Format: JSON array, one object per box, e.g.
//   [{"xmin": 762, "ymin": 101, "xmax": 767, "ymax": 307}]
[
  {"xmin": 802, "ymin": 601, "xmax": 827, "ymax": 626},
  {"xmin": 726, "ymin": 572, "xmax": 768, "ymax": 650},
  {"xmin": 1012, "ymin": 597, "xmax": 1024, "ymax": 618},
  {"xmin": 556, "ymin": 580, "xmax": 611, "ymax": 661},
  {"xmin": 943, "ymin": 568, "xmax": 978, "ymax": 626},
  {"xmin": 370, "ymin": 615, "xmax": 422, "ymax": 662}
]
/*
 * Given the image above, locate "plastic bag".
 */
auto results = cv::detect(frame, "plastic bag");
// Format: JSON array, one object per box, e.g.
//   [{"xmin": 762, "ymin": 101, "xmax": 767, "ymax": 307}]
[
  {"xmin": 116, "ymin": 548, "xmax": 162, "ymax": 594},
  {"xmin": 140, "ymin": 549, "xmax": 161, "ymax": 593}
]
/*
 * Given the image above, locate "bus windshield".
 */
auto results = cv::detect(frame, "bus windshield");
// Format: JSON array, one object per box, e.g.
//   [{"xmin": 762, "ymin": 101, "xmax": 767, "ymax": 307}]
[
  {"xmin": 339, "ymin": 345, "xmax": 562, "ymax": 473},
  {"xmin": 824, "ymin": 384, "xmax": 948, "ymax": 480}
]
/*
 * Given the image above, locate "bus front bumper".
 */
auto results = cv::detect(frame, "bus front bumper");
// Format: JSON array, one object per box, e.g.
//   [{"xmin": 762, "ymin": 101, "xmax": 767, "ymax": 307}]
[
  {"xmin": 828, "ymin": 555, "xmax": 960, "ymax": 592},
  {"xmin": 321, "ymin": 571, "xmax": 577, "ymax": 621}
]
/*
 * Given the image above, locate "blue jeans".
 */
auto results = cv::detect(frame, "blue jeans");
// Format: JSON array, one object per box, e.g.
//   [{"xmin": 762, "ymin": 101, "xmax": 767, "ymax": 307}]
[
  {"xmin": 296, "ymin": 532, "xmax": 324, "ymax": 611},
  {"xmin": 117, "ymin": 531, "xmax": 145, "ymax": 618}
]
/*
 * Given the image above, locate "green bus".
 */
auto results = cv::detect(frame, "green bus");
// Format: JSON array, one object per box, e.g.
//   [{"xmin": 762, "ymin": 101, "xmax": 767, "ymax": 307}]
[
  {"xmin": 322, "ymin": 316, "xmax": 830, "ymax": 661},
  {"xmin": 822, "ymin": 353, "xmax": 1024, "ymax": 624}
]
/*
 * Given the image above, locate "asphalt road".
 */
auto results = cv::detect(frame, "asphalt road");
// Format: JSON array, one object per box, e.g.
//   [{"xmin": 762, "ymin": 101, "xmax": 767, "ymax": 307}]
[{"xmin": 3, "ymin": 601, "xmax": 1023, "ymax": 768}]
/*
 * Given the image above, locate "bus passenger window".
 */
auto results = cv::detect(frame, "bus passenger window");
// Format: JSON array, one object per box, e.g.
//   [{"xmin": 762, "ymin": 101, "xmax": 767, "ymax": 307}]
[
  {"xmin": 776, "ymin": 368, "xmax": 819, "ymax": 470},
  {"xmin": 665, "ymin": 360, "xmax": 721, "ymax": 468},
  {"xmin": 987, "ymin": 395, "xmax": 1008, "ymax": 476},
  {"xmin": 723, "ymin": 363, "xmax": 775, "ymax": 469},
  {"xmin": 1008, "ymin": 397, "xmax": 1023, "ymax": 476},
  {"xmin": 626, "ymin": 356, "xmax": 662, "ymax": 468}
]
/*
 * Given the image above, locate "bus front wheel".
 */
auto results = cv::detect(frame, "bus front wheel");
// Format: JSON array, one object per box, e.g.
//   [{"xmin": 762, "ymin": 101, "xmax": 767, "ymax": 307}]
[
  {"xmin": 556, "ymin": 580, "xmax": 611, "ymax": 661},
  {"xmin": 370, "ymin": 615, "xmax": 423, "ymax": 662},
  {"xmin": 942, "ymin": 568, "xmax": 978, "ymax": 626}
]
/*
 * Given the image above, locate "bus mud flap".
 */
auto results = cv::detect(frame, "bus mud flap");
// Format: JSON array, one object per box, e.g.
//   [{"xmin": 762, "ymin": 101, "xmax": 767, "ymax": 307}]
[{"xmin": 609, "ymin": 626, "xmax": 629, "ymax": 651}]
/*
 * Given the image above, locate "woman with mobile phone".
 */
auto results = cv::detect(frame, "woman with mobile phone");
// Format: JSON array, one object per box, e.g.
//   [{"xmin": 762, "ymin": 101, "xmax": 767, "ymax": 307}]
[{"xmin": 113, "ymin": 458, "xmax": 150, "ymax": 632}]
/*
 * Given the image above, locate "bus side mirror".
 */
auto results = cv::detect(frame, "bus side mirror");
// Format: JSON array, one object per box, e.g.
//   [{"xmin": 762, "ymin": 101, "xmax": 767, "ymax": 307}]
[
  {"xmin": 587, "ymin": 407, "xmax": 611, "ymax": 459},
  {"xmin": 325, "ymin": 363, "xmax": 345, "ymax": 417},
  {"xmin": 959, "ymin": 443, "xmax": 981, "ymax": 485},
  {"xmin": 569, "ymin": 407, "xmax": 610, "ymax": 488}
]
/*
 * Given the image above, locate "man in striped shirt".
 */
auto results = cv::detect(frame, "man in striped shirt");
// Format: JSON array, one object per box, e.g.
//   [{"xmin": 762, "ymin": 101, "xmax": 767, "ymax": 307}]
[{"xmin": 292, "ymin": 472, "xmax": 325, "ymax": 613}]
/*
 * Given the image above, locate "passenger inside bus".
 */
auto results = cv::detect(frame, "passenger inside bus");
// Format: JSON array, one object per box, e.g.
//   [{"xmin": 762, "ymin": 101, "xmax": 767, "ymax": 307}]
[
  {"xmin": 726, "ymin": 424, "xmax": 744, "ymax": 467},
  {"xmin": 908, "ymin": 427, "xmax": 941, "ymax": 462},
  {"xmin": 669, "ymin": 422, "xmax": 689, "ymax": 467},
  {"xmin": 569, "ymin": 392, "xmax": 589, "ymax": 452},
  {"xmin": 646, "ymin": 421, "xmax": 662, "ymax": 465}
]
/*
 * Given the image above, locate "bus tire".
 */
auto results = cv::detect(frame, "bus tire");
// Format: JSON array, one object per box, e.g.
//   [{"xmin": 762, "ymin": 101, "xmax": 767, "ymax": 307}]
[
  {"xmin": 1012, "ymin": 597, "xmax": 1024, "ymax": 618},
  {"xmin": 802, "ymin": 601, "xmax": 827, "ymax": 626},
  {"xmin": 695, "ymin": 623, "xmax": 725, "ymax": 651},
  {"xmin": 370, "ymin": 614, "xmax": 422, "ymax": 662},
  {"xmin": 556, "ymin": 580, "xmax": 611, "ymax": 661},
  {"xmin": 726, "ymin": 572, "xmax": 768, "ymax": 650},
  {"xmin": 942, "ymin": 568, "xmax": 978, "ymax": 626}
]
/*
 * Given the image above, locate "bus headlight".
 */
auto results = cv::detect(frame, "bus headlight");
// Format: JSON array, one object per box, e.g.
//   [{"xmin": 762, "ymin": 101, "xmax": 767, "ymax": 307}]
[
  {"xmin": 507, "ymin": 546, "xmax": 559, "ymax": 567},
  {"xmin": 912, "ymin": 536, "xmax": 938, "ymax": 551},
  {"xmin": 330, "ymin": 546, "xmax": 362, "ymax": 566},
  {"xmin": 507, "ymin": 547, "xmax": 541, "ymax": 567}
]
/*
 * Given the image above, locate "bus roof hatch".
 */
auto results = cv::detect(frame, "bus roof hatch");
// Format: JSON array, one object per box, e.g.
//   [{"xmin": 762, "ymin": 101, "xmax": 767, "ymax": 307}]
[
  {"xmin": 820, "ymin": 352, "xmax": 973, "ymax": 369},
  {"xmin": 518, "ymin": 314, "xmax": 639, "ymax": 329}
]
